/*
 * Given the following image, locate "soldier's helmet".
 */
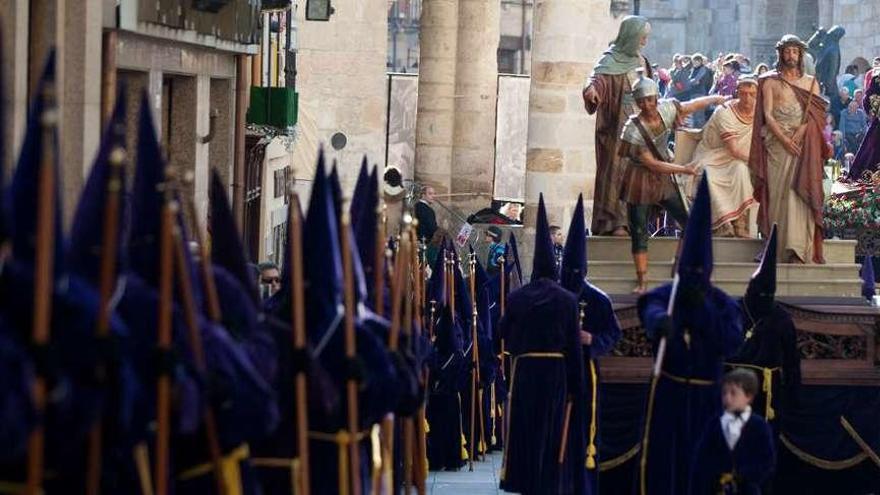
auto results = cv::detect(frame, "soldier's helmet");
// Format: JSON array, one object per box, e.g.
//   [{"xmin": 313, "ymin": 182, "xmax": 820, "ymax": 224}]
[{"xmin": 631, "ymin": 69, "xmax": 660, "ymax": 100}]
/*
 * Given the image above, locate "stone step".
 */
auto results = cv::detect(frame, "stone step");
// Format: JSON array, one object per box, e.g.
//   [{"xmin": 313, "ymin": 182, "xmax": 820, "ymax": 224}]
[
  {"xmin": 586, "ymin": 236, "xmax": 857, "ymax": 264},
  {"xmin": 590, "ymin": 276, "xmax": 864, "ymax": 298},
  {"xmin": 588, "ymin": 261, "xmax": 861, "ymax": 282}
]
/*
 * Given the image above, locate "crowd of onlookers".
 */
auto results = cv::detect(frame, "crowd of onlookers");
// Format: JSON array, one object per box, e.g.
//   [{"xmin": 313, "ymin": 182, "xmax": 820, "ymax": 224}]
[
  {"xmin": 654, "ymin": 52, "xmax": 770, "ymax": 128},
  {"xmin": 825, "ymin": 59, "xmax": 879, "ymax": 166},
  {"xmin": 653, "ymin": 52, "xmax": 880, "ymax": 169}
]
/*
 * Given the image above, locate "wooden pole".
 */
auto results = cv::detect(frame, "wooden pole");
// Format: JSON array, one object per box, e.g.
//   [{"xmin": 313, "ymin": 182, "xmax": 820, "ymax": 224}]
[
  {"xmin": 85, "ymin": 143, "xmax": 126, "ymax": 495},
  {"xmin": 340, "ymin": 213, "xmax": 363, "ymax": 495},
  {"xmin": 499, "ymin": 255, "xmax": 506, "ymax": 379},
  {"xmin": 379, "ymin": 223, "xmax": 408, "ymax": 494},
  {"xmin": 171, "ymin": 213, "xmax": 228, "ymax": 495},
  {"xmin": 178, "ymin": 175, "xmax": 222, "ymax": 321},
  {"xmin": 100, "ymin": 31, "xmax": 118, "ymax": 129},
  {"xmin": 410, "ymin": 229, "xmax": 428, "ymax": 495},
  {"xmin": 401, "ymin": 233, "xmax": 415, "ymax": 491},
  {"xmin": 25, "ymin": 82, "xmax": 58, "ymax": 495},
  {"xmin": 289, "ymin": 196, "xmax": 311, "ymax": 495},
  {"xmin": 373, "ymin": 203, "xmax": 386, "ymax": 317},
  {"xmin": 154, "ymin": 195, "xmax": 176, "ymax": 495}
]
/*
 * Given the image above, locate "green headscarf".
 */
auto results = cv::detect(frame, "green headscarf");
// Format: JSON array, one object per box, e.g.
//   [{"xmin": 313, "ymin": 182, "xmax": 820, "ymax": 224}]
[{"xmin": 593, "ymin": 15, "xmax": 650, "ymax": 75}]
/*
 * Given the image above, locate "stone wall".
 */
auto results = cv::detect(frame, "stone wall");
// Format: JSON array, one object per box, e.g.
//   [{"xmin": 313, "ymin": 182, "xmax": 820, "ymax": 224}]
[
  {"xmin": 520, "ymin": 0, "xmax": 622, "ymax": 271},
  {"xmin": 832, "ymin": 0, "xmax": 880, "ymax": 69},
  {"xmin": 294, "ymin": 0, "xmax": 389, "ymax": 197}
]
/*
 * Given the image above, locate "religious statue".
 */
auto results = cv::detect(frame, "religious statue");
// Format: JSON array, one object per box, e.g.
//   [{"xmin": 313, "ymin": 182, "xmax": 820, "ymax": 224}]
[
  {"xmin": 582, "ymin": 15, "xmax": 653, "ymax": 237},
  {"xmin": 749, "ymin": 35, "xmax": 829, "ymax": 264},
  {"xmin": 808, "ymin": 25, "xmax": 846, "ymax": 98}
]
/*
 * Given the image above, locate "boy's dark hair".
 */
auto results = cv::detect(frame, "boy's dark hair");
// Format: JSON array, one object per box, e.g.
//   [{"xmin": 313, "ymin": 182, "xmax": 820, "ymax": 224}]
[
  {"xmin": 722, "ymin": 368, "xmax": 759, "ymax": 397},
  {"xmin": 549, "ymin": 225, "xmax": 562, "ymax": 233},
  {"xmin": 258, "ymin": 261, "xmax": 280, "ymax": 273}
]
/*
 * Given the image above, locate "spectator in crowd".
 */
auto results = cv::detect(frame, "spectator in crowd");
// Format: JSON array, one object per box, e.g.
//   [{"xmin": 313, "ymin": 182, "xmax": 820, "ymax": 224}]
[
  {"xmin": 832, "ymin": 130, "xmax": 846, "ymax": 160},
  {"xmin": 838, "ymin": 64, "xmax": 860, "ymax": 95},
  {"xmin": 668, "ymin": 53, "xmax": 692, "ymax": 99},
  {"xmin": 854, "ymin": 88, "xmax": 865, "ymax": 109},
  {"xmin": 755, "ymin": 63, "xmax": 770, "ymax": 76},
  {"xmin": 654, "ymin": 63, "xmax": 671, "ymax": 95},
  {"xmin": 823, "ymin": 114, "xmax": 834, "ymax": 148},
  {"xmin": 711, "ymin": 58, "xmax": 740, "ymax": 97},
  {"xmin": 688, "ymin": 53, "xmax": 715, "ymax": 126},
  {"xmin": 415, "ymin": 185, "xmax": 440, "ymax": 264},
  {"xmin": 485, "ymin": 226, "xmax": 505, "ymax": 275},
  {"xmin": 864, "ymin": 56, "xmax": 880, "ymax": 88},
  {"xmin": 830, "ymin": 87, "xmax": 852, "ymax": 129},
  {"xmin": 735, "ymin": 53, "xmax": 752, "ymax": 74},
  {"xmin": 258, "ymin": 261, "xmax": 281, "ymax": 300},
  {"xmin": 840, "ymin": 100, "xmax": 868, "ymax": 153}
]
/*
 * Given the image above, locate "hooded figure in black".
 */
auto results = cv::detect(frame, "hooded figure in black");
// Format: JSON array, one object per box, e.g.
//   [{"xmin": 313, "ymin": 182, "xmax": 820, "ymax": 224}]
[
  {"xmin": 636, "ymin": 175, "xmax": 744, "ymax": 495},
  {"xmin": 560, "ymin": 194, "xmax": 621, "ymax": 494},
  {"xmin": 425, "ymin": 242, "xmax": 468, "ymax": 471},
  {"xmin": 727, "ymin": 224, "xmax": 801, "ymax": 427},
  {"xmin": 499, "ymin": 194, "xmax": 587, "ymax": 495}
]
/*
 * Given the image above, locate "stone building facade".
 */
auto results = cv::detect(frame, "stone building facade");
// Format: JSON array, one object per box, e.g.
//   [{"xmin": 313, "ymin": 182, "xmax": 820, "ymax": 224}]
[
  {"xmin": 0, "ymin": 0, "xmax": 258, "ymax": 227},
  {"xmin": 641, "ymin": 0, "xmax": 880, "ymax": 71}
]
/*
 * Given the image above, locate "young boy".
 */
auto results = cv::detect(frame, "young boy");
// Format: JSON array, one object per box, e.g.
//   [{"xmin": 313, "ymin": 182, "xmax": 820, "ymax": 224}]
[
  {"xmin": 485, "ymin": 226, "xmax": 505, "ymax": 275},
  {"xmin": 690, "ymin": 368, "xmax": 776, "ymax": 495}
]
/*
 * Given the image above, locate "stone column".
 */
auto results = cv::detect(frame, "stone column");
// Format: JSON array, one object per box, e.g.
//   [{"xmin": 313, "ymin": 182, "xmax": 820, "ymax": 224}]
[
  {"xmin": 450, "ymin": 0, "xmax": 499, "ymax": 213},
  {"xmin": 414, "ymin": 0, "xmax": 458, "ymax": 196},
  {"xmin": 522, "ymin": 0, "xmax": 619, "ymax": 269},
  {"xmin": 18, "ymin": 0, "xmax": 104, "ymax": 224},
  {"xmin": 0, "ymin": 0, "xmax": 30, "ymax": 171}
]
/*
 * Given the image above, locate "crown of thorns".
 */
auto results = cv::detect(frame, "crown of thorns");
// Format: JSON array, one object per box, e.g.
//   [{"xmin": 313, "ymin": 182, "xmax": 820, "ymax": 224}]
[{"xmin": 775, "ymin": 35, "xmax": 807, "ymax": 50}]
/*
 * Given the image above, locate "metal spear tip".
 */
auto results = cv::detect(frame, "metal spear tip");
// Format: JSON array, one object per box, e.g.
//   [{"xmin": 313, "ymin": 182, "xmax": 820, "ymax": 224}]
[
  {"xmin": 40, "ymin": 107, "xmax": 59, "ymax": 127},
  {"xmin": 108, "ymin": 147, "xmax": 127, "ymax": 166}
]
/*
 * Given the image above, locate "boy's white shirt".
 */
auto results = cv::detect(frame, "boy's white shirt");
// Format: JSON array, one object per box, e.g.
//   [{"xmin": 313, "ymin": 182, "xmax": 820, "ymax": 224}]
[{"xmin": 720, "ymin": 405, "xmax": 752, "ymax": 450}]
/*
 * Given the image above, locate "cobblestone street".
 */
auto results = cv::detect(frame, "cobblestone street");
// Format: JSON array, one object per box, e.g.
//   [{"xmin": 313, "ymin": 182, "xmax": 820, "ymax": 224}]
[{"xmin": 430, "ymin": 452, "xmax": 502, "ymax": 495}]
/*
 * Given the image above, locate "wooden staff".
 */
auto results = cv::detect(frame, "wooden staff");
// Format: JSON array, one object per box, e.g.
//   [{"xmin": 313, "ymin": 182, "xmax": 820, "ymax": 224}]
[
  {"xmin": 557, "ymin": 401, "xmax": 574, "ymax": 463},
  {"xmin": 289, "ymin": 196, "xmax": 311, "ymax": 495},
  {"xmin": 340, "ymin": 213, "xmax": 363, "ymax": 495},
  {"xmin": 177, "ymin": 173, "xmax": 223, "ymax": 323},
  {"xmin": 401, "ymin": 229, "xmax": 417, "ymax": 492},
  {"xmin": 428, "ymin": 301, "xmax": 436, "ymax": 342},
  {"xmin": 376, "ymin": 223, "xmax": 407, "ymax": 495},
  {"xmin": 467, "ymin": 255, "xmax": 485, "ymax": 469},
  {"xmin": 154, "ymin": 192, "xmax": 176, "ymax": 495},
  {"xmin": 448, "ymin": 252, "xmax": 456, "ymax": 319},
  {"xmin": 499, "ymin": 255, "xmax": 506, "ymax": 379},
  {"xmin": 170, "ymin": 209, "xmax": 228, "ymax": 495},
  {"xmin": 373, "ymin": 203, "xmax": 386, "ymax": 317},
  {"xmin": 409, "ymin": 229, "xmax": 428, "ymax": 495},
  {"xmin": 25, "ymin": 84, "xmax": 58, "ymax": 495},
  {"xmin": 85, "ymin": 144, "xmax": 127, "ymax": 495}
]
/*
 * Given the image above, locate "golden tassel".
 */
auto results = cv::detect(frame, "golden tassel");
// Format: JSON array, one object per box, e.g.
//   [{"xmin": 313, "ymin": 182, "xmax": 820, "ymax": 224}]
[
  {"xmin": 763, "ymin": 367, "xmax": 775, "ymax": 420},
  {"xmin": 586, "ymin": 359, "xmax": 599, "ymax": 470}
]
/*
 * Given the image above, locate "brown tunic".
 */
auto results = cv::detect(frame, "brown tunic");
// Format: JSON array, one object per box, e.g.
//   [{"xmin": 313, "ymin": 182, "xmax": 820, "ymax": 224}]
[{"xmin": 584, "ymin": 60, "xmax": 652, "ymax": 234}]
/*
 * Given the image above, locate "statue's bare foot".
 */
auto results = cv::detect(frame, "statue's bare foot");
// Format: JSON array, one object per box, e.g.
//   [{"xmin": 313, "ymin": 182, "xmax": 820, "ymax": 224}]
[{"xmin": 612, "ymin": 227, "xmax": 629, "ymax": 237}]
